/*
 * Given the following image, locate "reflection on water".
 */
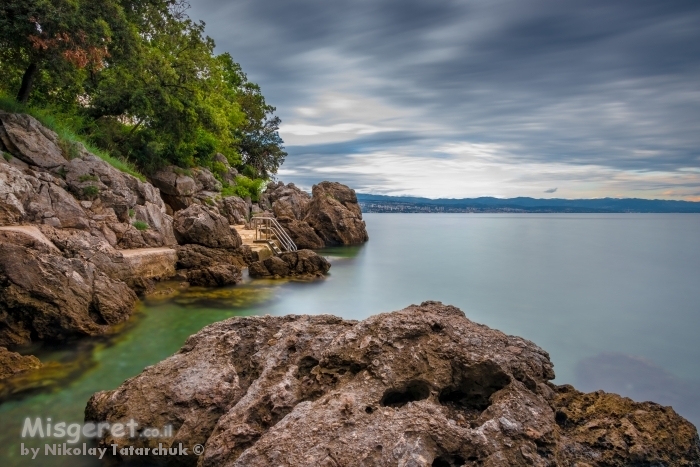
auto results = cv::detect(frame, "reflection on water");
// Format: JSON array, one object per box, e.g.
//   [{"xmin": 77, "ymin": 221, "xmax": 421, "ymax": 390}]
[
  {"xmin": 1, "ymin": 213, "xmax": 699, "ymax": 466},
  {"xmin": 575, "ymin": 352, "xmax": 700, "ymax": 425}
]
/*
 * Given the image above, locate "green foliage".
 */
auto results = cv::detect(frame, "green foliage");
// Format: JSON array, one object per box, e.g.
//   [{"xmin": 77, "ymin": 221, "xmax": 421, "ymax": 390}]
[
  {"xmin": 220, "ymin": 175, "xmax": 266, "ymax": 202},
  {"xmin": 0, "ymin": 1, "xmax": 287, "ymax": 179},
  {"xmin": 82, "ymin": 185, "xmax": 99, "ymax": 198},
  {"xmin": 132, "ymin": 220, "xmax": 149, "ymax": 231},
  {"xmin": 78, "ymin": 174, "xmax": 98, "ymax": 182},
  {"xmin": 128, "ymin": 208, "xmax": 135, "ymax": 218}
]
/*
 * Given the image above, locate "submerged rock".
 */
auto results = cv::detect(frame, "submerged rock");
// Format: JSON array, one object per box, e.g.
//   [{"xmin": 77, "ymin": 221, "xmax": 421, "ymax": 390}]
[
  {"xmin": 0, "ymin": 347, "xmax": 41, "ymax": 380},
  {"xmin": 84, "ymin": 302, "xmax": 700, "ymax": 466},
  {"xmin": 304, "ymin": 181, "xmax": 369, "ymax": 246}
]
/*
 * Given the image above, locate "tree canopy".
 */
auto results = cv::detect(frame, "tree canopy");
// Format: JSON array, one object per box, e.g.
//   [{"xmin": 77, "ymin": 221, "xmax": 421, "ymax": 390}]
[{"xmin": 0, "ymin": 0, "xmax": 286, "ymax": 180}]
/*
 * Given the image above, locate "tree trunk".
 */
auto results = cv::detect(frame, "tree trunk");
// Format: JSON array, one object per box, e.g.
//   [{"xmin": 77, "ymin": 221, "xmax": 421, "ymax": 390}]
[{"xmin": 16, "ymin": 63, "xmax": 38, "ymax": 104}]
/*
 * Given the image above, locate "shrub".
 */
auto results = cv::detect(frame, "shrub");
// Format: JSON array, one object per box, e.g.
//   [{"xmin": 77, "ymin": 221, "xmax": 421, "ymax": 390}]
[
  {"xmin": 132, "ymin": 221, "xmax": 149, "ymax": 231},
  {"xmin": 220, "ymin": 175, "xmax": 267, "ymax": 202},
  {"xmin": 82, "ymin": 185, "xmax": 100, "ymax": 199},
  {"xmin": 128, "ymin": 209, "xmax": 135, "ymax": 218},
  {"xmin": 2, "ymin": 152, "xmax": 10, "ymax": 162},
  {"xmin": 78, "ymin": 174, "xmax": 99, "ymax": 182}
]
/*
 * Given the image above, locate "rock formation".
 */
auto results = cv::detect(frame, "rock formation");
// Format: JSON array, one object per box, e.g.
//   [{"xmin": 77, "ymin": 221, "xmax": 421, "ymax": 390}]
[
  {"xmin": 0, "ymin": 229, "xmax": 137, "ymax": 346},
  {"xmin": 259, "ymin": 181, "xmax": 368, "ymax": 248},
  {"xmin": 248, "ymin": 249, "xmax": 331, "ymax": 279},
  {"xmin": 304, "ymin": 181, "xmax": 369, "ymax": 246},
  {"xmin": 175, "ymin": 244, "xmax": 257, "ymax": 287},
  {"xmin": 85, "ymin": 302, "xmax": 700, "ymax": 466}
]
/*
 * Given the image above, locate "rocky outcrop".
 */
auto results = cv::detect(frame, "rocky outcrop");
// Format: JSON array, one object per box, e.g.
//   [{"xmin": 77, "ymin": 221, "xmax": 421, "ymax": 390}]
[
  {"xmin": 0, "ymin": 230, "xmax": 137, "ymax": 346},
  {"xmin": 85, "ymin": 302, "xmax": 699, "ymax": 467},
  {"xmin": 175, "ymin": 244, "xmax": 256, "ymax": 287},
  {"xmin": 248, "ymin": 249, "xmax": 331, "ymax": 279},
  {"xmin": 150, "ymin": 166, "xmax": 222, "ymax": 212},
  {"xmin": 0, "ymin": 148, "xmax": 176, "ymax": 249},
  {"xmin": 0, "ymin": 347, "xmax": 41, "ymax": 380},
  {"xmin": 173, "ymin": 204, "xmax": 242, "ymax": 249},
  {"xmin": 304, "ymin": 181, "xmax": 369, "ymax": 246}
]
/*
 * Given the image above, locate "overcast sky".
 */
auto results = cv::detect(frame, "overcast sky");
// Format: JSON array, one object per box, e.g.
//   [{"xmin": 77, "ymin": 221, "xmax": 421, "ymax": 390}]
[{"xmin": 189, "ymin": 0, "xmax": 700, "ymax": 200}]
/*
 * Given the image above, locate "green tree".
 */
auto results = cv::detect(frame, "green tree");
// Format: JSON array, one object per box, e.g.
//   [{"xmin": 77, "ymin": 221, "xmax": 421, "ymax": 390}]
[
  {"xmin": 0, "ymin": 0, "xmax": 127, "ymax": 103},
  {"xmin": 219, "ymin": 53, "xmax": 287, "ymax": 179}
]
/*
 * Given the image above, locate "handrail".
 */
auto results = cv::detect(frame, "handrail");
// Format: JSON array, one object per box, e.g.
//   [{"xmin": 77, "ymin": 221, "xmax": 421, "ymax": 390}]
[{"xmin": 252, "ymin": 217, "xmax": 297, "ymax": 253}]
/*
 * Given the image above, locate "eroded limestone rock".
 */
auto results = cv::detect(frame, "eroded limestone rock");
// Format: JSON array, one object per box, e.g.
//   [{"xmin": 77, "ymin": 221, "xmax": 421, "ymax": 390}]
[{"xmin": 85, "ymin": 302, "xmax": 699, "ymax": 466}]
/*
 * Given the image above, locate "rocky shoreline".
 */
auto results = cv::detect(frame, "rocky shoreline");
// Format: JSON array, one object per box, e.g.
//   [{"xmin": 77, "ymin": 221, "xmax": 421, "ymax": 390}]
[{"xmin": 0, "ymin": 110, "xmax": 367, "ymax": 384}]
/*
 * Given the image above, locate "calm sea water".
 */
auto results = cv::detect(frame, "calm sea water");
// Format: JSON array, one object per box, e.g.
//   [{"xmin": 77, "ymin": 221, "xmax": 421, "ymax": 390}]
[{"xmin": 2, "ymin": 213, "xmax": 699, "ymax": 465}]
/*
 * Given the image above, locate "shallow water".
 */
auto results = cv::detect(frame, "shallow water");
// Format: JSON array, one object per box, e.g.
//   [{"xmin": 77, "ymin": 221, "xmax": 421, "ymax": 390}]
[{"xmin": 2, "ymin": 213, "xmax": 699, "ymax": 465}]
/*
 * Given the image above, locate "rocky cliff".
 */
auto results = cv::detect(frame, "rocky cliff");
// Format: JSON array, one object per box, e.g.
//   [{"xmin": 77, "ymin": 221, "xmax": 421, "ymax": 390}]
[{"xmin": 85, "ymin": 302, "xmax": 700, "ymax": 466}]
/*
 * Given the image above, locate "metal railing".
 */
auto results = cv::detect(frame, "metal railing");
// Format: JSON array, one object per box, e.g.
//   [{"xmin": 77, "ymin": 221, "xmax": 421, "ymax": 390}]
[{"xmin": 252, "ymin": 217, "xmax": 297, "ymax": 253}]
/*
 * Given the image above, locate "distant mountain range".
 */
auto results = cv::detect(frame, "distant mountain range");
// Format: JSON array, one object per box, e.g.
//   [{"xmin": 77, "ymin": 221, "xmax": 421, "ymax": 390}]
[{"xmin": 356, "ymin": 194, "xmax": 700, "ymax": 213}]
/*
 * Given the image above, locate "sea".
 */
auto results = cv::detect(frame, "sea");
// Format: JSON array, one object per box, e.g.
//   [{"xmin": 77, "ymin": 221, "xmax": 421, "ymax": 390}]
[{"xmin": 2, "ymin": 213, "xmax": 699, "ymax": 466}]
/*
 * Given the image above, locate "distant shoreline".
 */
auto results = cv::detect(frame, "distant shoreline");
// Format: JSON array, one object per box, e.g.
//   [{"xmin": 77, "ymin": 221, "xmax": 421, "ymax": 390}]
[{"xmin": 357, "ymin": 193, "xmax": 700, "ymax": 213}]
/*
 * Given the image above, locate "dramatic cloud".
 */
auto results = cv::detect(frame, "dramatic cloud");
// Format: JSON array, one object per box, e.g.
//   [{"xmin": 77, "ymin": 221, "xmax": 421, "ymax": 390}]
[{"xmin": 189, "ymin": 0, "xmax": 700, "ymax": 199}]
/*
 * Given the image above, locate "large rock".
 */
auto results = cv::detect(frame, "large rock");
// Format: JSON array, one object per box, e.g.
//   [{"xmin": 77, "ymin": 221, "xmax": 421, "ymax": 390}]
[
  {"xmin": 248, "ymin": 249, "xmax": 331, "ymax": 279},
  {"xmin": 264, "ymin": 182, "xmax": 312, "ymax": 220},
  {"xmin": 85, "ymin": 302, "xmax": 700, "ymax": 466},
  {"xmin": 0, "ymin": 111, "xmax": 66, "ymax": 168},
  {"xmin": 173, "ymin": 205, "xmax": 242, "ymax": 249},
  {"xmin": 217, "ymin": 196, "xmax": 250, "ymax": 225},
  {"xmin": 0, "ymin": 347, "xmax": 41, "ymax": 380},
  {"xmin": 277, "ymin": 216, "xmax": 324, "ymax": 250},
  {"xmin": 304, "ymin": 181, "xmax": 369, "ymax": 246},
  {"xmin": 0, "ymin": 233, "xmax": 136, "ymax": 347}
]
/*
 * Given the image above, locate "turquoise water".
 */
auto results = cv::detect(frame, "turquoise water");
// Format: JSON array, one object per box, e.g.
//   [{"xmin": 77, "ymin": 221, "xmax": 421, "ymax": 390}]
[{"xmin": 2, "ymin": 213, "xmax": 699, "ymax": 465}]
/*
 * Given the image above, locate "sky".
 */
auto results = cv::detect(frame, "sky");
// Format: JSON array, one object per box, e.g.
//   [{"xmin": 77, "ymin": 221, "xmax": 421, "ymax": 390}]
[{"xmin": 188, "ymin": 0, "xmax": 700, "ymax": 200}]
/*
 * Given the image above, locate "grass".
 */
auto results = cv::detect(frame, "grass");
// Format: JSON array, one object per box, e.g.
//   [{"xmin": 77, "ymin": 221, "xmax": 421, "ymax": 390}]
[
  {"xmin": 2, "ymin": 152, "xmax": 10, "ymax": 162},
  {"xmin": 0, "ymin": 94, "xmax": 146, "ymax": 181},
  {"xmin": 132, "ymin": 220, "xmax": 149, "ymax": 231},
  {"xmin": 78, "ymin": 174, "xmax": 98, "ymax": 182},
  {"xmin": 128, "ymin": 208, "xmax": 135, "ymax": 218}
]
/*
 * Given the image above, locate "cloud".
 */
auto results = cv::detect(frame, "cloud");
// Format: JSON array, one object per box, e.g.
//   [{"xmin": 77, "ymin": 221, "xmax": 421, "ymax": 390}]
[
  {"xmin": 544, "ymin": 188, "xmax": 558, "ymax": 193},
  {"xmin": 188, "ymin": 0, "xmax": 700, "ymax": 199}
]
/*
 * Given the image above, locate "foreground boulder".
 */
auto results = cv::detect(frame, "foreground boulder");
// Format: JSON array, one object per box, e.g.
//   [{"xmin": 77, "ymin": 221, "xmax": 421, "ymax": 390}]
[
  {"xmin": 173, "ymin": 204, "xmax": 242, "ymax": 249},
  {"xmin": 248, "ymin": 249, "xmax": 331, "ymax": 279},
  {"xmin": 304, "ymin": 181, "xmax": 369, "ymax": 246},
  {"xmin": 85, "ymin": 302, "xmax": 700, "ymax": 466}
]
